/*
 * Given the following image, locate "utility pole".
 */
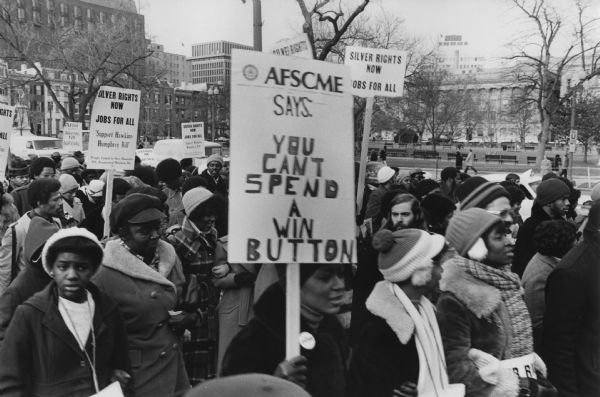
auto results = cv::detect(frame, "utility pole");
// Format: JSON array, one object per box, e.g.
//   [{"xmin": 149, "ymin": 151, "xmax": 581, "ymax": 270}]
[
  {"xmin": 253, "ymin": 0, "xmax": 262, "ymax": 51},
  {"xmin": 242, "ymin": 0, "xmax": 262, "ymax": 51}
]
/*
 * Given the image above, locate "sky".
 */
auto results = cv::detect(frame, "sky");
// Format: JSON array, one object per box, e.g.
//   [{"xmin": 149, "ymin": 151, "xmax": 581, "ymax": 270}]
[{"xmin": 138, "ymin": 0, "xmax": 598, "ymax": 63}]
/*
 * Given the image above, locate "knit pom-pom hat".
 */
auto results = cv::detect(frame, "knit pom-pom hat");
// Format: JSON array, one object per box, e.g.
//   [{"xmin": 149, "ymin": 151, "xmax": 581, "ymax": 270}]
[
  {"xmin": 455, "ymin": 176, "xmax": 509, "ymax": 210},
  {"xmin": 445, "ymin": 208, "xmax": 502, "ymax": 258},
  {"xmin": 372, "ymin": 228, "xmax": 446, "ymax": 284}
]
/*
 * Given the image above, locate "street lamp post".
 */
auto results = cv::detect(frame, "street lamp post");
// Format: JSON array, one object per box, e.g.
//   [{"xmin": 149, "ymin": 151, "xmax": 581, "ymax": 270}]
[{"xmin": 208, "ymin": 85, "xmax": 220, "ymax": 141}]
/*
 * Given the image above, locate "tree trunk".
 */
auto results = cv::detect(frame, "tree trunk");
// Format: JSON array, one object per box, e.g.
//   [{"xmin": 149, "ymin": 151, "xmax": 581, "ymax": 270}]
[
  {"xmin": 535, "ymin": 113, "xmax": 551, "ymax": 171},
  {"xmin": 584, "ymin": 142, "xmax": 588, "ymax": 163}
]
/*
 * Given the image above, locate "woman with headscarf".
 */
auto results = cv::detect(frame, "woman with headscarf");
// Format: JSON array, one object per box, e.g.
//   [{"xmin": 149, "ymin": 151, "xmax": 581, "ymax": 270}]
[
  {"xmin": 438, "ymin": 208, "xmax": 556, "ymax": 397},
  {"xmin": 93, "ymin": 194, "xmax": 190, "ymax": 397},
  {"xmin": 220, "ymin": 263, "xmax": 348, "ymax": 397},
  {"xmin": 0, "ymin": 228, "xmax": 130, "ymax": 396},
  {"xmin": 166, "ymin": 187, "xmax": 227, "ymax": 384}
]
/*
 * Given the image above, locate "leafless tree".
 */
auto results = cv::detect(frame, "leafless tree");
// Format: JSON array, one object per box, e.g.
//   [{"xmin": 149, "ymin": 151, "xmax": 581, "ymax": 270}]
[
  {"xmin": 0, "ymin": 2, "xmax": 156, "ymax": 124},
  {"xmin": 509, "ymin": 0, "xmax": 600, "ymax": 166}
]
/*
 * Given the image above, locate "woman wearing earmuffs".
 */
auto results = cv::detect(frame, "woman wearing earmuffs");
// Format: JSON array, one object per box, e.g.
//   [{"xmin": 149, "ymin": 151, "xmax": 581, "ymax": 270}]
[{"xmin": 437, "ymin": 208, "xmax": 557, "ymax": 397}]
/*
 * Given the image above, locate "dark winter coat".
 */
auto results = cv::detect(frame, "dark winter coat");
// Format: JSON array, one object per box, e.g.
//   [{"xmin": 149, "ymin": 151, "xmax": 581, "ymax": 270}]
[
  {"xmin": 349, "ymin": 241, "xmax": 382, "ymax": 346},
  {"xmin": 92, "ymin": 239, "xmax": 189, "ymax": 397},
  {"xmin": 76, "ymin": 191, "xmax": 104, "ymax": 240},
  {"xmin": 0, "ymin": 258, "xmax": 51, "ymax": 346},
  {"xmin": 543, "ymin": 227, "xmax": 600, "ymax": 397},
  {"xmin": 513, "ymin": 202, "xmax": 552, "ymax": 276},
  {"xmin": 0, "ymin": 282, "xmax": 130, "ymax": 397},
  {"xmin": 349, "ymin": 282, "xmax": 420, "ymax": 397},
  {"xmin": 199, "ymin": 169, "xmax": 228, "ymax": 197},
  {"xmin": 220, "ymin": 283, "xmax": 348, "ymax": 397},
  {"xmin": 10, "ymin": 184, "xmax": 30, "ymax": 216},
  {"xmin": 436, "ymin": 259, "xmax": 520, "ymax": 397}
]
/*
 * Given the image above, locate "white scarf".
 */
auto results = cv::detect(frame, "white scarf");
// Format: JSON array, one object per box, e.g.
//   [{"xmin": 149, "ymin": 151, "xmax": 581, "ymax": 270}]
[{"xmin": 392, "ymin": 284, "xmax": 449, "ymax": 396}]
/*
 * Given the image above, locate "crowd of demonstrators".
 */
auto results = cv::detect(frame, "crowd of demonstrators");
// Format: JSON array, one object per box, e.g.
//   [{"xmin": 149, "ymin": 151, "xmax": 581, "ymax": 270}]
[{"xmin": 1, "ymin": 142, "xmax": 599, "ymax": 397}]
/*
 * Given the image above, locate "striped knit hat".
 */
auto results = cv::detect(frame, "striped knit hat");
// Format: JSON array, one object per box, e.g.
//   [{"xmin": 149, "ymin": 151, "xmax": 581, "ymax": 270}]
[
  {"xmin": 455, "ymin": 176, "xmax": 509, "ymax": 210},
  {"xmin": 372, "ymin": 228, "xmax": 446, "ymax": 283},
  {"xmin": 445, "ymin": 208, "xmax": 501, "ymax": 257}
]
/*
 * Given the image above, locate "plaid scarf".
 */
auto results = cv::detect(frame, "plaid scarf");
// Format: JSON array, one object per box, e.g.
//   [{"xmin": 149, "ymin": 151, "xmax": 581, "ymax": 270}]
[{"xmin": 461, "ymin": 260, "xmax": 533, "ymax": 357}]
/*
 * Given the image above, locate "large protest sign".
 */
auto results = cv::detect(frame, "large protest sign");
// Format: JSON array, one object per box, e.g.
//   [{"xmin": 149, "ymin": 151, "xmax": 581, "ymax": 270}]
[
  {"xmin": 0, "ymin": 104, "xmax": 14, "ymax": 180},
  {"xmin": 269, "ymin": 33, "xmax": 312, "ymax": 59},
  {"xmin": 345, "ymin": 46, "xmax": 407, "ymax": 97},
  {"xmin": 87, "ymin": 86, "xmax": 140, "ymax": 170},
  {"xmin": 62, "ymin": 121, "xmax": 83, "ymax": 152},
  {"xmin": 228, "ymin": 50, "xmax": 356, "ymax": 264},
  {"xmin": 181, "ymin": 122, "xmax": 205, "ymax": 158}
]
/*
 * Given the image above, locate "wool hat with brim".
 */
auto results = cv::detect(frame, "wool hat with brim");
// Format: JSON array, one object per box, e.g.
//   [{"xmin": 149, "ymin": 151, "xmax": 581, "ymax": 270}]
[
  {"xmin": 410, "ymin": 168, "xmax": 425, "ymax": 177},
  {"xmin": 372, "ymin": 228, "xmax": 446, "ymax": 283},
  {"xmin": 8, "ymin": 166, "xmax": 29, "ymax": 177},
  {"xmin": 182, "ymin": 187, "xmax": 213, "ymax": 215},
  {"xmin": 86, "ymin": 180, "xmax": 105, "ymax": 198},
  {"xmin": 41, "ymin": 227, "xmax": 103, "ymax": 275},
  {"xmin": 535, "ymin": 178, "xmax": 571, "ymax": 206},
  {"xmin": 110, "ymin": 193, "xmax": 165, "ymax": 233},
  {"xmin": 185, "ymin": 374, "xmax": 310, "ymax": 397},
  {"xmin": 445, "ymin": 208, "xmax": 502, "ymax": 257},
  {"xmin": 60, "ymin": 157, "xmax": 81, "ymax": 171},
  {"xmin": 206, "ymin": 154, "xmax": 224, "ymax": 166},
  {"xmin": 377, "ymin": 166, "xmax": 395, "ymax": 184},
  {"xmin": 455, "ymin": 176, "xmax": 510, "ymax": 210},
  {"xmin": 59, "ymin": 174, "xmax": 79, "ymax": 194}
]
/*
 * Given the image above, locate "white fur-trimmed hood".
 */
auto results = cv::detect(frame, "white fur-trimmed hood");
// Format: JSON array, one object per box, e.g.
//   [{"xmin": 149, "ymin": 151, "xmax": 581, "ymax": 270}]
[
  {"xmin": 102, "ymin": 239, "xmax": 177, "ymax": 290},
  {"xmin": 366, "ymin": 280, "xmax": 415, "ymax": 344},
  {"xmin": 439, "ymin": 258, "xmax": 502, "ymax": 319}
]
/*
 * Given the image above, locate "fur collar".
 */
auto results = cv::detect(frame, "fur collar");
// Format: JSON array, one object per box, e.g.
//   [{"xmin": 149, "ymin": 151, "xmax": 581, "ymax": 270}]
[
  {"xmin": 439, "ymin": 258, "xmax": 502, "ymax": 319},
  {"xmin": 102, "ymin": 239, "xmax": 177, "ymax": 290},
  {"xmin": 365, "ymin": 281, "xmax": 414, "ymax": 344}
]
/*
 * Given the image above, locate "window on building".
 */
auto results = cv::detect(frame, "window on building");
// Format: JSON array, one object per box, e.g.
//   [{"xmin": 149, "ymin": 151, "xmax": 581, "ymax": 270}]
[
  {"xmin": 33, "ymin": 10, "xmax": 42, "ymax": 25},
  {"xmin": 17, "ymin": 8, "xmax": 25, "ymax": 21}
]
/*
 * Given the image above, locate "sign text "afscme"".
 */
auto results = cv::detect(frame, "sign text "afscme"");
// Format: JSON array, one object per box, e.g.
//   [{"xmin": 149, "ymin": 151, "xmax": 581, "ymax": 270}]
[{"xmin": 264, "ymin": 67, "xmax": 343, "ymax": 93}]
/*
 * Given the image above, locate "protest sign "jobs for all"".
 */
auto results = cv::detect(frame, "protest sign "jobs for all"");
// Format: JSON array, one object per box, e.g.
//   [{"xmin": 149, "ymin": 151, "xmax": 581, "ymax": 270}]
[
  {"xmin": 228, "ymin": 50, "xmax": 356, "ymax": 264},
  {"xmin": 345, "ymin": 46, "xmax": 407, "ymax": 97},
  {"xmin": 88, "ymin": 86, "xmax": 140, "ymax": 170}
]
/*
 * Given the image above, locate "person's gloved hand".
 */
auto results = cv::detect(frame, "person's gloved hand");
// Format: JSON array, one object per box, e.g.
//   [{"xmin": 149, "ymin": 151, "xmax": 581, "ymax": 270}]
[
  {"xmin": 234, "ymin": 272, "xmax": 256, "ymax": 287},
  {"xmin": 519, "ymin": 376, "xmax": 558, "ymax": 397},
  {"xmin": 393, "ymin": 381, "xmax": 417, "ymax": 397},
  {"xmin": 273, "ymin": 355, "xmax": 307, "ymax": 388},
  {"xmin": 110, "ymin": 369, "xmax": 131, "ymax": 390},
  {"xmin": 168, "ymin": 311, "xmax": 197, "ymax": 333}
]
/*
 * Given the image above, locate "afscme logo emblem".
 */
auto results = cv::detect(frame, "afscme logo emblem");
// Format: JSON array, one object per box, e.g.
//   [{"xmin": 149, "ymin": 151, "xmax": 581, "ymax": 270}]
[{"xmin": 243, "ymin": 64, "xmax": 259, "ymax": 81}]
